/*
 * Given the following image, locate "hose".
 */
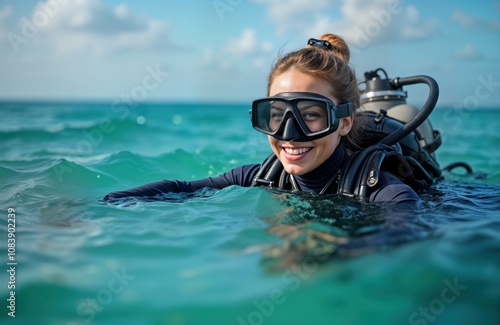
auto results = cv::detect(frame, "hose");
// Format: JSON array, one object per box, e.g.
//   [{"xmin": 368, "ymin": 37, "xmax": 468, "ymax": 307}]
[{"xmin": 379, "ymin": 75, "xmax": 439, "ymax": 146}]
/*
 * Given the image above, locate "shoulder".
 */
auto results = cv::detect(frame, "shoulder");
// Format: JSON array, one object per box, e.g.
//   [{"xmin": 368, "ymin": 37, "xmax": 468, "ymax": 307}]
[{"xmin": 368, "ymin": 171, "xmax": 420, "ymax": 203}]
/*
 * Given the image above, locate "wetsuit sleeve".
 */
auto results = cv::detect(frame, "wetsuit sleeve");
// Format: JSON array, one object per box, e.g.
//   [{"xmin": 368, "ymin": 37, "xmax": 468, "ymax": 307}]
[
  {"xmin": 103, "ymin": 164, "xmax": 261, "ymax": 202},
  {"xmin": 368, "ymin": 171, "xmax": 420, "ymax": 203}
]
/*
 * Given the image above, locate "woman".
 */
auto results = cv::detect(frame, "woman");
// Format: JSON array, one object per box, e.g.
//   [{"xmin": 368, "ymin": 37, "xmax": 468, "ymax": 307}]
[{"xmin": 103, "ymin": 33, "xmax": 419, "ymax": 203}]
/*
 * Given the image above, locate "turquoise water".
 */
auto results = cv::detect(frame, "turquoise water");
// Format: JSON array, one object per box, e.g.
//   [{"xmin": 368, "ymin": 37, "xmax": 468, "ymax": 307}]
[{"xmin": 1, "ymin": 101, "xmax": 499, "ymax": 325}]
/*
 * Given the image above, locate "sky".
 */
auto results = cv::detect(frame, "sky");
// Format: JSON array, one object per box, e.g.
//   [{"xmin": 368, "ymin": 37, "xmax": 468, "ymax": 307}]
[{"xmin": 0, "ymin": 0, "xmax": 499, "ymax": 107}]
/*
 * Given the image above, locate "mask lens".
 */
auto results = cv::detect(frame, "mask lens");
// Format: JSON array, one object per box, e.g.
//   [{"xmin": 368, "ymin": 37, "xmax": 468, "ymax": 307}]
[
  {"xmin": 296, "ymin": 100, "xmax": 329, "ymax": 134},
  {"xmin": 269, "ymin": 101, "xmax": 287, "ymax": 131},
  {"xmin": 254, "ymin": 99, "xmax": 287, "ymax": 132}
]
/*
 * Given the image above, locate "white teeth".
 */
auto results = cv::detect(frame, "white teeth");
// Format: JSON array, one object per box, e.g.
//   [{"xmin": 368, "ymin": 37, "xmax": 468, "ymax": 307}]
[{"xmin": 284, "ymin": 147, "xmax": 311, "ymax": 155}]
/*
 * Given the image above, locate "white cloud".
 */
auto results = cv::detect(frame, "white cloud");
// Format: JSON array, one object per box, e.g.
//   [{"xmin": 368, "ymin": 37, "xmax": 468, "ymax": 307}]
[
  {"xmin": 451, "ymin": 9, "xmax": 500, "ymax": 33},
  {"xmin": 197, "ymin": 28, "xmax": 275, "ymax": 89},
  {"xmin": 214, "ymin": 28, "xmax": 274, "ymax": 70},
  {"xmin": 253, "ymin": 57, "xmax": 267, "ymax": 69},
  {"xmin": 255, "ymin": 0, "xmax": 439, "ymax": 50},
  {"xmin": 260, "ymin": 40, "xmax": 274, "ymax": 53},
  {"xmin": 453, "ymin": 44, "xmax": 484, "ymax": 60},
  {"xmin": 7, "ymin": 0, "xmax": 172, "ymax": 58},
  {"xmin": 450, "ymin": 10, "xmax": 475, "ymax": 29},
  {"xmin": 253, "ymin": 0, "xmax": 330, "ymax": 35},
  {"xmin": 327, "ymin": 1, "xmax": 439, "ymax": 44},
  {"xmin": 398, "ymin": 5, "xmax": 439, "ymax": 39},
  {"xmin": 0, "ymin": 5, "xmax": 11, "ymax": 20},
  {"xmin": 200, "ymin": 47, "xmax": 234, "ymax": 71},
  {"xmin": 224, "ymin": 28, "xmax": 259, "ymax": 56},
  {"xmin": 223, "ymin": 28, "xmax": 275, "ymax": 57}
]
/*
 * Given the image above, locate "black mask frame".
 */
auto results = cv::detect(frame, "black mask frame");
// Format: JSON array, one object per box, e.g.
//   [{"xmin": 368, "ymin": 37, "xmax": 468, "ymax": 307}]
[{"xmin": 250, "ymin": 92, "xmax": 353, "ymax": 142}]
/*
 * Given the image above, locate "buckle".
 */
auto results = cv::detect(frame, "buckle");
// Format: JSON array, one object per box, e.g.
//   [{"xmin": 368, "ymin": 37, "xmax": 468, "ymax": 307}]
[{"xmin": 252, "ymin": 177, "xmax": 274, "ymax": 188}]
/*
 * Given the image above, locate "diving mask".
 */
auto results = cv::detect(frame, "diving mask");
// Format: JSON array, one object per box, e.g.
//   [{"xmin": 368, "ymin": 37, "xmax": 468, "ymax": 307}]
[{"xmin": 250, "ymin": 92, "xmax": 353, "ymax": 141}]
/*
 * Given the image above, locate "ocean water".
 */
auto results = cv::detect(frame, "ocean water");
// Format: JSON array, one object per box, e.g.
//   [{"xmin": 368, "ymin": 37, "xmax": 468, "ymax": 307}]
[{"xmin": 1, "ymin": 101, "xmax": 499, "ymax": 325}]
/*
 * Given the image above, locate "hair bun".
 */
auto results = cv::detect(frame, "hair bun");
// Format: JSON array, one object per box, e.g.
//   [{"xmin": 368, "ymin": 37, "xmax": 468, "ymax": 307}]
[{"xmin": 319, "ymin": 33, "xmax": 350, "ymax": 63}]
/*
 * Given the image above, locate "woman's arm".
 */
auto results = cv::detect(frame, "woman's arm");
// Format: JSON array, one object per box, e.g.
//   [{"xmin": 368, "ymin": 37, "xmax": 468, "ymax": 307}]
[{"xmin": 102, "ymin": 164, "xmax": 261, "ymax": 202}]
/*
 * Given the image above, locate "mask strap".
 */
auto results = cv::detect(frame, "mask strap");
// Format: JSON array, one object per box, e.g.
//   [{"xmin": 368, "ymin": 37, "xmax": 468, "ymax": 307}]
[{"xmin": 335, "ymin": 102, "xmax": 353, "ymax": 118}]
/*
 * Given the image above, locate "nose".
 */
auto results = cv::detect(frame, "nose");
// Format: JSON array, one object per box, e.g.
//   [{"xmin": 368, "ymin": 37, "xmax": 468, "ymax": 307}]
[{"xmin": 281, "ymin": 118, "xmax": 303, "ymax": 141}]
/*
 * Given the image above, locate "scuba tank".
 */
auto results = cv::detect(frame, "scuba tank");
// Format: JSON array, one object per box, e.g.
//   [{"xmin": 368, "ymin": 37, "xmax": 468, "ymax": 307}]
[
  {"xmin": 354, "ymin": 68, "xmax": 444, "ymax": 184},
  {"xmin": 359, "ymin": 68, "xmax": 442, "ymax": 159}
]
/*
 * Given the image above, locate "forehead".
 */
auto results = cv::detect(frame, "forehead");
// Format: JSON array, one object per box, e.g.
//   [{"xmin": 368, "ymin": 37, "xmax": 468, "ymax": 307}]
[{"xmin": 269, "ymin": 69, "xmax": 339, "ymax": 104}]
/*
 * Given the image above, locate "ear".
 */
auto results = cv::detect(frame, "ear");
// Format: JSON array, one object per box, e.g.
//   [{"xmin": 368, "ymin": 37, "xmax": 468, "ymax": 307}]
[{"xmin": 338, "ymin": 115, "xmax": 354, "ymax": 136}]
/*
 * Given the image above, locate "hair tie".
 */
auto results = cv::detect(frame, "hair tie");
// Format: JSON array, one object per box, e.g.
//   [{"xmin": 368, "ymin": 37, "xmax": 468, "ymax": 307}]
[{"xmin": 307, "ymin": 38, "xmax": 332, "ymax": 50}]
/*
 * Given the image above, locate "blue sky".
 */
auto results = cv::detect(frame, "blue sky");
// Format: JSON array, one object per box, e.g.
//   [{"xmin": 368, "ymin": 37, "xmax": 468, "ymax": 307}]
[{"xmin": 0, "ymin": 0, "xmax": 499, "ymax": 107}]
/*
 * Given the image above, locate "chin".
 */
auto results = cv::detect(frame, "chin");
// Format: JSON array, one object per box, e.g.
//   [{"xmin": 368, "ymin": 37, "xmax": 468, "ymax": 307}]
[{"xmin": 284, "ymin": 164, "xmax": 309, "ymax": 176}]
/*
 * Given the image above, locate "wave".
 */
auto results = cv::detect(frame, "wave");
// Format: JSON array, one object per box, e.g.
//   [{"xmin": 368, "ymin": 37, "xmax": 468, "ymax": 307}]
[{"xmin": 0, "ymin": 115, "xmax": 148, "ymax": 138}]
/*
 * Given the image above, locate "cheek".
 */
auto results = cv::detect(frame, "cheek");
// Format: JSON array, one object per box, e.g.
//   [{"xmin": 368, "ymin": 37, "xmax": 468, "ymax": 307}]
[
  {"xmin": 315, "ymin": 133, "xmax": 339, "ymax": 155},
  {"xmin": 267, "ymin": 136, "xmax": 279, "ymax": 153}
]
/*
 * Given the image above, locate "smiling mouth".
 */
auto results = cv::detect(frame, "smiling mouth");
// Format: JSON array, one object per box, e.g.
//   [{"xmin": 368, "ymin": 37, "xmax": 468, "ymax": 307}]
[{"xmin": 283, "ymin": 147, "xmax": 312, "ymax": 155}]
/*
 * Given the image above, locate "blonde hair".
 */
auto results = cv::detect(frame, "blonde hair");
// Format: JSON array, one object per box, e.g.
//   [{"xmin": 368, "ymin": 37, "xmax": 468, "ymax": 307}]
[{"xmin": 267, "ymin": 33, "xmax": 364, "ymax": 150}]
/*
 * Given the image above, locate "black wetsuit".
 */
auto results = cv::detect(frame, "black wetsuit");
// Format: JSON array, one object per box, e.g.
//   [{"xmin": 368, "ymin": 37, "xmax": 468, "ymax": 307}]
[{"xmin": 103, "ymin": 144, "xmax": 420, "ymax": 203}]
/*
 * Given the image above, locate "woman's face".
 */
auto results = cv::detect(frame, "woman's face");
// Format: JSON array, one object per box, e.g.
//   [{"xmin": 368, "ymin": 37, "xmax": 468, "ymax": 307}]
[{"xmin": 268, "ymin": 69, "xmax": 353, "ymax": 176}]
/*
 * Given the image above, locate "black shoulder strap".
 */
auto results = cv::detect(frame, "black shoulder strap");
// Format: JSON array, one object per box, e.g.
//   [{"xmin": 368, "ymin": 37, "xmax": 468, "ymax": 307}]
[
  {"xmin": 250, "ymin": 154, "xmax": 298, "ymax": 191},
  {"xmin": 337, "ymin": 143, "xmax": 429, "ymax": 201},
  {"xmin": 252, "ymin": 153, "xmax": 296, "ymax": 189},
  {"xmin": 251, "ymin": 154, "xmax": 282, "ymax": 187},
  {"xmin": 337, "ymin": 145, "xmax": 387, "ymax": 200}
]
